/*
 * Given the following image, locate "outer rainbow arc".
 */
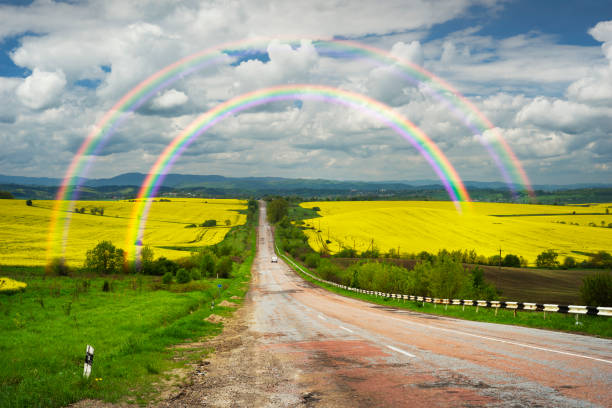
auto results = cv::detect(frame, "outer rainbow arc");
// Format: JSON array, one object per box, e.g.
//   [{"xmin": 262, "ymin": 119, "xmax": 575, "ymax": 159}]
[
  {"xmin": 125, "ymin": 84, "xmax": 471, "ymax": 262},
  {"xmin": 47, "ymin": 37, "xmax": 531, "ymax": 264}
]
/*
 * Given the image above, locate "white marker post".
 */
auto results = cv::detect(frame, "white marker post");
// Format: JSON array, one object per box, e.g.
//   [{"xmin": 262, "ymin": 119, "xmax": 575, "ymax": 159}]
[{"xmin": 83, "ymin": 345, "xmax": 94, "ymax": 378}]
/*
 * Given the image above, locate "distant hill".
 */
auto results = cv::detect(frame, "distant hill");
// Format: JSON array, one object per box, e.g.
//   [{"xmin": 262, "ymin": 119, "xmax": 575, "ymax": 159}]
[{"xmin": 1, "ymin": 172, "xmax": 611, "ymax": 203}]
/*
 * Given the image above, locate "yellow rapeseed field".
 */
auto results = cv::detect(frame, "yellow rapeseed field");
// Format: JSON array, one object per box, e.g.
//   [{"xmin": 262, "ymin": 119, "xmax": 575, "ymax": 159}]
[
  {"xmin": 300, "ymin": 201, "xmax": 612, "ymax": 265},
  {"xmin": 0, "ymin": 277, "xmax": 27, "ymax": 293},
  {"xmin": 0, "ymin": 198, "xmax": 246, "ymax": 266}
]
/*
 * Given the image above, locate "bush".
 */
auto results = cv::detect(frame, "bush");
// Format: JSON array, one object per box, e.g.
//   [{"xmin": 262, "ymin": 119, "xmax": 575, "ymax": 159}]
[
  {"xmin": 85, "ymin": 241, "xmax": 125, "ymax": 274},
  {"xmin": 201, "ymin": 219, "xmax": 216, "ymax": 227},
  {"xmin": 46, "ymin": 257, "xmax": 71, "ymax": 276},
  {"xmin": 216, "ymin": 256, "xmax": 233, "ymax": 278},
  {"xmin": 26, "ymin": 199, "xmax": 32, "ymax": 206},
  {"xmin": 162, "ymin": 272, "xmax": 173, "ymax": 284},
  {"xmin": 580, "ymin": 272, "xmax": 612, "ymax": 306},
  {"xmin": 335, "ymin": 248, "xmax": 358, "ymax": 258},
  {"xmin": 102, "ymin": 280, "xmax": 110, "ymax": 292},
  {"xmin": 176, "ymin": 268, "xmax": 191, "ymax": 284},
  {"xmin": 147, "ymin": 257, "xmax": 179, "ymax": 276},
  {"xmin": 0, "ymin": 191, "xmax": 14, "ymax": 199},
  {"xmin": 563, "ymin": 256, "xmax": 576, "ymax": 269},
  {"xmin": 304, "ymin": 253, "xmax": 321, "ymax": 268},
  {"xmin": 190, "ymin": 268, "xmax": 202, "ymax": 281}
]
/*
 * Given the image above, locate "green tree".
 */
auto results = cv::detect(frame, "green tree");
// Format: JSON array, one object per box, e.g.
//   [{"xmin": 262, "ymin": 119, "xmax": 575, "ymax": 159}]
[
  {"xmin": 216, "ymin": 256, "xmax": 233, "ymax": 278},
  {"xmin": 428, "ymin": 255, "xmax": 470, "ymax": 299},
  {"xmin": 85, "ymin": 241, "xmax": 124, "ymax": 274},
  {"xmin": 502, "ymin": 254, "xmax": 521, "ymax": 267},
  {"xmin": 201, "ymin": 219, "xmax": 216, "ymax": 227},
  {"xmin": 267, "ymin": 198, "xmax": 289, "ymax": 223},
  {"xmin": 536, "ymin": 249, "xmax": 559, "ymax": 268},
  {"xmin": 139, "ymin": 245, "xmax": 155, "ymax": 273},
  {"xmin": 580, "ymin": 272, "xmax": 612, "ymax": 306},
  {"xmin": 26, "ymin": 199, "xmax": 32, "ymax": 206}
]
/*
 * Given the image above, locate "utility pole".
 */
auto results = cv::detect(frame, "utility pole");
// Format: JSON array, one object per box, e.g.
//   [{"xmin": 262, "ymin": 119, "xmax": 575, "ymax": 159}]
[{"xmin": 499, "ymin": 246, "xmax": 502, "ymax": 271}]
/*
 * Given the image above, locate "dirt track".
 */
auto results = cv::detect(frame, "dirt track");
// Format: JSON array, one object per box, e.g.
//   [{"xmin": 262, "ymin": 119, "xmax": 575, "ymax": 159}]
[{"xmin": 159, "ymin": 203, "xmax": 612, "ymax": 407}]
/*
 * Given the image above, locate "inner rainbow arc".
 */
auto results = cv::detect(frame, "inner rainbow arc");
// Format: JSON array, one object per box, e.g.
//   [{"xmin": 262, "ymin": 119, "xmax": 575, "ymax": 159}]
[{"xmin": 125, "ymin": 84, "xmax": 471, "ymax": 262}]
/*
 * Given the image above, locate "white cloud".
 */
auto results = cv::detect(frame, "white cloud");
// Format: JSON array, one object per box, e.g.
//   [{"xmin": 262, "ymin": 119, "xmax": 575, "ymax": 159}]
[
  {"xmin": 566, "ymin": 20, "xmax": 612, "ymax": 104},
  {"xmin": 150, "ymin": 89, "xmax": 188, "ymax": 110},
  {"xmin": 0, "ymin": 2, "xmax": 610, "ymax": 184},
  {"xmin": 16, "ymin": 68, "xmax": 66, "ymax": 110}
]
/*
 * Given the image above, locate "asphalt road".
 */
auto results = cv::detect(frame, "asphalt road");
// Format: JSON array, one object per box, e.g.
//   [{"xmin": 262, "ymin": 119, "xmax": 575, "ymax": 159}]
[{"xmin": 250, "ymin": 203, "xmax": 612, "ymax": 407}]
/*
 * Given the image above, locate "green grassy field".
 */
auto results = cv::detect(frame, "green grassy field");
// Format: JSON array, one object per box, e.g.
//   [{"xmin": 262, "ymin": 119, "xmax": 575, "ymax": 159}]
[{"xmin": 0, "ymin": 221, "xmax": 256, "ymax": 408}]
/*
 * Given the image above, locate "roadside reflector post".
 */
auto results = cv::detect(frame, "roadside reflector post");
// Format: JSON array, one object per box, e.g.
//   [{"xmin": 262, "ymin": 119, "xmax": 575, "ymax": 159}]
[{"xmin": 83, "ymin": 345, "xmax": 94, "ymax": 378}]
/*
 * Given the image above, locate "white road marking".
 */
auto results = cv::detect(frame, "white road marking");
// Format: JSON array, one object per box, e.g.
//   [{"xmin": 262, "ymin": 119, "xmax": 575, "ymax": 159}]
[
  {"xmin": 386, "ymin": 315, "xmax": 612, "ymax": 365},
  {"xmin": 386, "ymin": 345, "xmax": 416, "ymax": 358},
  {"xmin": 339, "ymin": 326, "xmax": 354, "ymax": 333},
  {"xmin": 318, "ymin": 314, "xmax": 327, "ymax": 321}
]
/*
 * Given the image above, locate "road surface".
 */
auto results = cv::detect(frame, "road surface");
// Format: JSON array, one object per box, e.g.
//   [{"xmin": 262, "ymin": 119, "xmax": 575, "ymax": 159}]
[{"xmin": 166, "ymin": 203, "xmax": 612, "ymax": 407}]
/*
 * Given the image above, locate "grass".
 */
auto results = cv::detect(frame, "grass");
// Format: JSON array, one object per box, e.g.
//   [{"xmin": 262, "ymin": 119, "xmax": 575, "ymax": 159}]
[
  {"xmin": 276, "ymin": 243, "xmax": 612, "ymax": 339},
  {"xmin": 0, "ymin": 223, "xmax": 256, "ymax": 407}
]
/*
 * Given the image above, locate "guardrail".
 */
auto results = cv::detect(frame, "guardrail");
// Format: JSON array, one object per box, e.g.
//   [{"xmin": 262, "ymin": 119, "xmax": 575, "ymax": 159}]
[{"xmin": 273, "ymin": 244, "xmax": 612, "ymax": 318}]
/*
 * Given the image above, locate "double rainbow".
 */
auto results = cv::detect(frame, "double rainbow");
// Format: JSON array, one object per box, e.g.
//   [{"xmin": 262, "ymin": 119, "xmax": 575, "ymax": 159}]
[
  {"xmin": 46, "ymin": 38, "xmax": 532, "ymax": 263},
  {"xmin": 125, "ymin": 84, "xmax": 470, "ymax": 260}
]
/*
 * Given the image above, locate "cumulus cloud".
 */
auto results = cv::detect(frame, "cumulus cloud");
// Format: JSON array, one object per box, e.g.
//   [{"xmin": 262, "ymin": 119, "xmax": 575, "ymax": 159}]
[
  {"xmin": 566, "ymin": 20, "xmax": 612, "ymax": 104},
  {"xmin": 150, "ymin": 89, "xmax": 189, "ymax": 110},
  {"xmin": 16, "ymin": 68, "xmax": 66, "ymax": 109},
  {"xmin": 0, "ymin": 1, "xmax": 610, "ymax": 184}
]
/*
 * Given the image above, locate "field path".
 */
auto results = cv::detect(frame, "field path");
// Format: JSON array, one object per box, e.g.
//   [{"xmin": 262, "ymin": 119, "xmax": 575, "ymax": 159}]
[{"xmin": 161, "ymin": 203, "xmax": 612, "ymax": 407}]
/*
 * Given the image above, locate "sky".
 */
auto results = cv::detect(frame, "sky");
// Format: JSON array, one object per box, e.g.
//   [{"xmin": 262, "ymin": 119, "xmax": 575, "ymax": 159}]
[{"xmin": 0, "ymin": 0, "xmax": 611, "ymax": 187}]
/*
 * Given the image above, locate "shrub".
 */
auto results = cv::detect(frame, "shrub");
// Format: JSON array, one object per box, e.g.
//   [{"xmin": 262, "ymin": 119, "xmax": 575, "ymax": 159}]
[
  {"xmin": 85, "ymin": 241, "xmax": 125, "ymax": 274},
  {"xmin": 176, "ymin": 268, "xmax": 191, "ymax": 284},
  {"xmin": 162, "ymin": 272, "xmax": 173, "ymax": 284},
  {"xmin": 563, "ymin": 256, "xmax": 576, "ymax": 269},
  {"xmin": 190, "ymin": 268, "xmax": 202, "ymax": 281},
  {"xmin": 46, "ymin": 257, "xmax": 71, "ymax": 276},
  {"xmin": 335, "ymin": 248, "xmax": 358, "ymax": 258},
  {"xmin": 26, "ymin": 199, "xmax": 32, "ymax": 206},
  {"xmin": 201, "ymin": 219, "xmax": 217, "ymax": 227},
  {"xmin": 536, "ymin": 249, "xmax": 559, "ymax": 269},
  {"xmin": 216, "ymin": 256, "xmax": 233, "ymax": 279},
  {"xmin": 0, "ymin": 191, "xmax": 14, "ymax": 199},
  {"xmin": 580, "ymin": 272, "xmax": 612, "ymax": 307},
  {"xmin": 312, "ymin": 206, "xmax": 321, "ymax": 212},
  {"xmin": 502, "ymin": 254, "xmax": 521, "ymax": 268},
  {"xmin": 304, "ymin": 253, "xmax": 321, "ymax": 268},
  {"xmin": 148, "ymin": 257, "xmax": 179, "ymax": 276},
  {"xmin": 102, "ymin": 280, "xmax": 110, "ymax": 292}
]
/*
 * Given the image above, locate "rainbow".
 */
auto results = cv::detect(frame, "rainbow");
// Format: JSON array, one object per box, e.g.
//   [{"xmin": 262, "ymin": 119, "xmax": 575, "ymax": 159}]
[
  {"xmin": 125, "ymin": 84, "xmax": 470, "ymax": 261},
  {"xmin": 46, "ymin": 38, "xmax": 532, "ymax": 263}
]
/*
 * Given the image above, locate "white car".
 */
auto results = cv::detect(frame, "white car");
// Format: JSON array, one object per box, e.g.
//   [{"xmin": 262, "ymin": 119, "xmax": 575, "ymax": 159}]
[{"xmin": 271, "ymin": 256, "xmax": 278, "ymax": 263}]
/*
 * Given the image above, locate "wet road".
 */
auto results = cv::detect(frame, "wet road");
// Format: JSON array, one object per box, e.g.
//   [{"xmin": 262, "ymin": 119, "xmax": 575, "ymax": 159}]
[{"xmin": 252, "ymin": 204, "xmax": 612, "ymax": 407}]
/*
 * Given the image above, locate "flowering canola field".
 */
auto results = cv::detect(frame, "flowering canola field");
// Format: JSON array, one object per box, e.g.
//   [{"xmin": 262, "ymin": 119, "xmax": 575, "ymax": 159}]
[
  {"xmin": 0, "ymin": 198, "xmax": 246, "ymax": 266},
  {"xmin": 300, "ymin": 201, "xmax": 612, "ymax": 265}
]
